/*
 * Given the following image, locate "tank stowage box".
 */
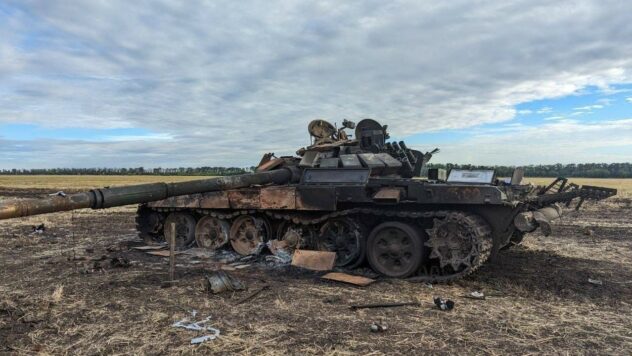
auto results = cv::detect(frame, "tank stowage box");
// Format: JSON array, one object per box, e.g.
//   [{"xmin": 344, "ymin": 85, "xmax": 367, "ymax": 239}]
[{"xmin": 0, "ymin": 118, "xmax": 617, "ymax": 282}]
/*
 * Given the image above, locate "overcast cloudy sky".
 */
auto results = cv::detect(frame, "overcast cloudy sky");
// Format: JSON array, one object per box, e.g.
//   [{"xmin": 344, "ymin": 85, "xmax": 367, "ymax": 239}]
[{"xmin": 1, "ymin": 0, "xmax": 631, "ymax": 169}]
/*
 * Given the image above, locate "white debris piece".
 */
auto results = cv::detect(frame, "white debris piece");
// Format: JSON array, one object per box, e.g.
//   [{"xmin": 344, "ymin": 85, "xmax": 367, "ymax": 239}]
[{"xmin": 588, "ymin": 278, "xmax": 603, "ymax": 285}]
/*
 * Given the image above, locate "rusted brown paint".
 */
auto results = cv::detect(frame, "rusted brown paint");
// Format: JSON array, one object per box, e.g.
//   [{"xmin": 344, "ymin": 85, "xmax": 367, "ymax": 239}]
[
  {"xmin": 199, "ymin": 191, "xmax": 230, "ymax": 209},
  {"xmin": 291, "ymin": 249, "xmax": 336, "ymax": 271},
  {"xmin": 148, "ymin": 194, "xmax": 201, "ymax": 208},
  {"xmin": 228, "ymin": 189, "xmax": 261, "ymax": 209},
  {"xmin": 446, "ymin": 187, "xmax": 481, "ymax": 201},
  {"xmin": 321, "ymin": 272, "xmax": 375, "ymax": 286},
  {"xmin": 261, "ymin": 186, "xmax": 296, "ymax": 209},
  {"xmin": 372, "ymin": 187, "xmax": 403, "ymax": 203}
]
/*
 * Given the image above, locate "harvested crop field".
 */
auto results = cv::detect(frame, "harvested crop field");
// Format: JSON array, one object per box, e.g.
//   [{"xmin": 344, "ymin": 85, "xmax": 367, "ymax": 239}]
[{"xmin": 1, "ymin": 177, "xmax": 631, "ymax": 354}]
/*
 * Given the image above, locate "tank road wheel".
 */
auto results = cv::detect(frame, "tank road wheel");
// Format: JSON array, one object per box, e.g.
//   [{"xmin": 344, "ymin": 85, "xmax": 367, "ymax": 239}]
[
  {"xmin": 424, "ymin": 212, "xmax": 492, "ymax": 278},
  {"xmin": 367, "ymin": 222, "xmax": 425, "ymax": 278},
  {"xmin": 230, "ymin": 215, "xmax": 271, "ymax": 255},
  {"xmin": 195, "ymin": 216, "xmax": 231, "ymax": 250},
  {"xmin": 163, "ymin": 212, "xmax": 197, "ymax": 250},
  {"xmin": 271, "ymin": 221, "xmax": 313, "ymax": 255},
  {"xmin": 317, "ymin": 217, "xmax": 365, "ymax": 267},
  {"xmin": 136, "ymin": 205, "xmax": 164, "ymax": 244}
]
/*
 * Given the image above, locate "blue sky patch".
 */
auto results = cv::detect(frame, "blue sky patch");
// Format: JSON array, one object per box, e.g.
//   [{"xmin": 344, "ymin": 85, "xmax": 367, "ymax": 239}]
[{"xmin": 0, "ymin": 124, "xmax": 169, "ymax": 142}]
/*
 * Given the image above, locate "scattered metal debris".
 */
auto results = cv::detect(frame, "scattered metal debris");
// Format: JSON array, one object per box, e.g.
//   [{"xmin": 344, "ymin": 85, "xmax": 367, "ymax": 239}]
[
  {"xmin": 205, "ymin": 271, "xmax": 245, "ymax": 294},
  {"xmin": 266, "ymin": 240, "xmax": 293, "ymax": 263},
  {"xmin": 350, "ymin": 301, "xmax": 420, "ymax": 310},
  {"xmin": 291, "ymin": 250, "xmax": 336, "ymax": 271},
  {"xmin": 31, "ymin": 224, "xmax": 46, "ymax": 234},
  {"xmin": 172, "ymin": 315, "xmax": 213, "ymax": 331},
  {"xmin": 434, "ymin": 297, "xmax": 455, "ymax": 311},
  {"xmin": 464, "ymin": 291, "xmax": 485, "ymax": 300},
  {"xmin": 191, "ymin": 332, "xmax": 220, "ymax": 345},
  {"xmin": 370, "ymin": 322, "xmax": 388, "ymax": 333},
  {"xmin": 172, "ymin": 313, "xmax": 221, "ymax": 344},
  {"xmin": 588, "ymin": 278, "xmax": 603, "ymax": 285},
  {"xmin": 235, "ymin": 285, "xmax": 270, "ymax": 305},
  {"xmin": 321, "ymin": 272, "xmax": 375, "ymax": 286},
  {"xmin": 131, "ymin": 245, "xmax": 166, "ymax": 251},
  {"xmin": 146, "ymin": 250, "xmax": 179, "ymax": 257}
]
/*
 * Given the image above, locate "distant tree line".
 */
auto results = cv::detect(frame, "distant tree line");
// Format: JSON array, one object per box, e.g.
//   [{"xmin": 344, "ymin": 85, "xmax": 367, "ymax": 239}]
[
  {"xmin": 425, "ymin": 163, "xmax": 632, "ymax": 178},
  {"xmin": 1, "ymin": 163, "xmax": 631, "ymax": 178}
]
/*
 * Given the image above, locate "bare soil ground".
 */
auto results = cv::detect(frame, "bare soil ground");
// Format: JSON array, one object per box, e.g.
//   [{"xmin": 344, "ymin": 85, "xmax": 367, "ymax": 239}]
[{"xmin": 1, "ymin": 182, "xmax": 631, "ymax": 354}]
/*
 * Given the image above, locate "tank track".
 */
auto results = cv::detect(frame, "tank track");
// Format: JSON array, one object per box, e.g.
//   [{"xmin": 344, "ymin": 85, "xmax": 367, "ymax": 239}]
[{"xmin": 148, "ymin": 207, "xmax": 492, "ymax": 283}]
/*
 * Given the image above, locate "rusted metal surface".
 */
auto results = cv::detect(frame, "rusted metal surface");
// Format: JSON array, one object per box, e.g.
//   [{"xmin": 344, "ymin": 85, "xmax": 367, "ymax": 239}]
[
  {"xmin": 0, "ymin": 169, "xmax": 294, "ymax": 220},
  {"xmin": 149, "ymin": 194, "xmax": 201, "ymax": 208},
  {"xmin": 260, "ymin": 187, "xmax": 296, "ymax": 209},
  {"xmin": 198, "ymin": 191, "xmax": 231, "ymax": 209},
  {"xmin": 195, "ymin": 216, "xmax": 230, "ymax": 250},
  {"xmin": 291, "ymin": 250, "xmax": 336, "ymax": 271},
  {"xmin": 228, "ymin": 189, "xmax": 261, "ymax": 209},
  {"xmin": 229, "ymin": 215, "xmax": 269, "ymax": 255},
  {"xmin": 321, "ymin": 272, "xmax": 375, "ymax": 286},
  {"xmin": 372, "ymin": 187, "xmax": 403, "ymax": 203}
]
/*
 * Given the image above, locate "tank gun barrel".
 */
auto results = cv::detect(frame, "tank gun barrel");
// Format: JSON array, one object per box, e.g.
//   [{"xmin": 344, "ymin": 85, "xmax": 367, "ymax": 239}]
[{"xmin": 0, "ymin": 168, "xmax": 295, "ymax": 221}]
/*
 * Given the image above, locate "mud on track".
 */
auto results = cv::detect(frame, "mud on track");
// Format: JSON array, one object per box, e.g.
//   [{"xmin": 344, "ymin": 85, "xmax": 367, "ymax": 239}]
[{"xmin": 1, "ymin": 189, "xmax": 631, "ymax": 354}]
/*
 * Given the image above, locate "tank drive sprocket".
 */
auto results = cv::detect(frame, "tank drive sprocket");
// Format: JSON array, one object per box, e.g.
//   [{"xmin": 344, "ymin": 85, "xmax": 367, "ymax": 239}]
[
  {"xmin": 135, "ymin": 205, "xmax": 164, "ymax": 244},
  {"xmin": 421, "ymin": 211, "xmax": 492, "ymax": 282}
]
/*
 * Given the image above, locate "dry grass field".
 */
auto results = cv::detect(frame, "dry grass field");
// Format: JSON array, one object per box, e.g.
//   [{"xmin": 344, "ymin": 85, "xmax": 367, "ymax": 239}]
[
  {"xmin": 0, "ymin": 176, "xmax": 631, "ymax": 354},
  {"xmin": 0, "ymin": 175, "xmax": 212, "ymax": 190}
]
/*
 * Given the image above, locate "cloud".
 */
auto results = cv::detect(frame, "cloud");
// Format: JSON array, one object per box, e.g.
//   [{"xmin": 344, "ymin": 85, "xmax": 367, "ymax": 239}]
[
  {"xmin": 1, "ymin": 0, "xmax": 632, "ymax": 168},
  {"xmin": 626, "ymin": 97, "xmax": 632, "ymax": 103},
  {"xmin": 422, "ymin": 118, "xmax": 632, "ymax": 165},
  {"xmin": 573, "ymin": 104, "xmax": 604, "ymax": 110}
]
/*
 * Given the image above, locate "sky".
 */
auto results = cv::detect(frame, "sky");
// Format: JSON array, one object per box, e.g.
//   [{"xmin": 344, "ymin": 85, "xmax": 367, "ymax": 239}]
[{"xmin": 1, "ymin": 0, "xmax": 631, "ymax": 169}]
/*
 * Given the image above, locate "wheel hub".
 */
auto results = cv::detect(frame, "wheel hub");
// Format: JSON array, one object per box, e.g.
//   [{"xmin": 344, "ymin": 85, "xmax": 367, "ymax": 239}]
[
  {"xmin": 366, "ymin": 221, "xmax": 424, "ymax": 278},
  {"xmin": 230, "ymin": 215, "xmax": 270, "ymax": 255},
  {"xmin": 318, "ymin": 217, "xmax": 364, "ymax": 267},
  {"xmin": 195, "ymin": 216, "xmax": 230, "ymax": 250}
]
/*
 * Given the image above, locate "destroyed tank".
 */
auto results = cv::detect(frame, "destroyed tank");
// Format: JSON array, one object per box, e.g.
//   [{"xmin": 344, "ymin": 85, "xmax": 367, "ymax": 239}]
[{"xmin": 0, "ymin": 119, "xmax": 617, "ymax": 282}]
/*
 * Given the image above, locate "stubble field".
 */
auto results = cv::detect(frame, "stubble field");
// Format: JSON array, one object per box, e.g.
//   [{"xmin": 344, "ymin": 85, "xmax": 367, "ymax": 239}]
[{"xmin": 0, "ymin": 176, "xmax": 631, "ymax": 354}]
